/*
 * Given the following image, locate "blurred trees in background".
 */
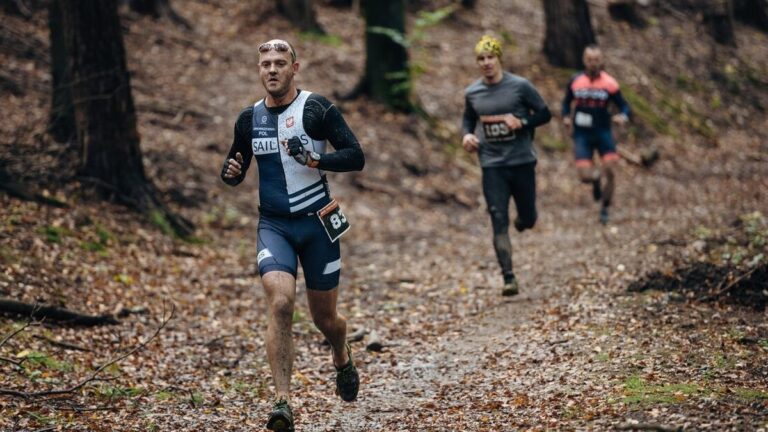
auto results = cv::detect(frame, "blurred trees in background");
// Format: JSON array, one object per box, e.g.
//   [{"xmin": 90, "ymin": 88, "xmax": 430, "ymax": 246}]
[
  {"xmin": 276, "ymin": 0, "xmax": 325, "ymax": 34},
  {"xmin": 128, "ymin": 0, "xmax": 192, "ymax": 30},
  {"xmin": 542, "ymin": 0, "xmax": 596, "ymax": 68},
  {"xmin": 50, "ymin": 0, "xmax": 192, "ymax": 236}
]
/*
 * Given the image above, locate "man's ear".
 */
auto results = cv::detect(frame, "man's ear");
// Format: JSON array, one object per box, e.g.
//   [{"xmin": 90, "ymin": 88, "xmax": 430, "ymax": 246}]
[{"xmin": 292, "ymin": 61, "xmax": 300, "ymax": 74}]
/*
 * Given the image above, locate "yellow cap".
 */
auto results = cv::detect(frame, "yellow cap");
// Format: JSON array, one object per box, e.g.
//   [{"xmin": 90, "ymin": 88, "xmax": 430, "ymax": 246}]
[{"xmin": 474, "ymin": 35, "xmax": 502, "ymax": 58}]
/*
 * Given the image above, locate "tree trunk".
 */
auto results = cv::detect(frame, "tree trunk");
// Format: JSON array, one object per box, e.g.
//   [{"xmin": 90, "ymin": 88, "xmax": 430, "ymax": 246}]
[
  {"xmin": 57, "ymin": 0, "xmax": 192, "ymax": 237},
  {"xmin": 48, "ymin": 0, "xmax": 75, "ymax": 143},
  {"xmin": 703, "ymin": 0, "xmax": 736, "ymax": 46},
  {"xmin": 608, "ymin": 0, "xmax": 647, "ymax": 27},
  {"xmin": 275, "ymin": 0, "xmax": 325, "ymax": 34},
  {"xmin": 128, "ymin": 0, "xmax": 192, "ymax": 30},
  {"xmin": 461, "ymin": 0, "xmax": 476, "ymax": 8},
  {"xmin": 734, "ymin": 0, "xmax": 768, "ymax": 31},
  {"xmin": 361, "ymin": 0, "xmax": 411, "ymax": 111},
  {"xmin": 543, "ymin": 0, "xmax": 597, "ymax": 69}
]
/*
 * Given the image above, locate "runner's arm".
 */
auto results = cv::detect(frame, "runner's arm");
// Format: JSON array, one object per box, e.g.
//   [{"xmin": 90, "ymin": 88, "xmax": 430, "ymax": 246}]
[
  {"xmin": 561, "ymin": 79, "xmax": 575, "ymax": 118},
  {"xmin": 610, "ymin": 89, "xmax": 631, "ymax": 118},
  {"xmin": 521, "ymin": 81, "xmax": 551, "ymax": 130},
  {"xmin": 306, "ymin": 95, "xmax": 365, "ymax": 172},
  {"xmin": 461, "ymin": 96, "xmax": 478, "ymax": 135},
  {"xmin": 221, "ymin": 109, "xmax": 254, "ymax": 186}
]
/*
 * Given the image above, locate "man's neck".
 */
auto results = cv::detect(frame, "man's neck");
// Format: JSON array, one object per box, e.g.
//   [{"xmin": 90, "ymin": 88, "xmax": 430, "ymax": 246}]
[
  {"xmin": 266, "ymin": 87, "xmax": 298, "ymax": 107},
  {"xmin": 483, "ymin": 71, "xmax": 504, "ymax": 85}
]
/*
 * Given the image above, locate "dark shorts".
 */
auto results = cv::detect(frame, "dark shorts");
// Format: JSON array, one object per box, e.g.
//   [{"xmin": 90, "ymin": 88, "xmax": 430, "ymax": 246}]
[
  {"xmin": 481, "ymin": 162, "xmax": 537, "ymax": 231},
  {"xmin": 256, "ymin": 214, "xmax": 341, "ymax": 291},
  {"xmin": 573, "ymin": 128, "xmax": 619, "ymax": 166}
]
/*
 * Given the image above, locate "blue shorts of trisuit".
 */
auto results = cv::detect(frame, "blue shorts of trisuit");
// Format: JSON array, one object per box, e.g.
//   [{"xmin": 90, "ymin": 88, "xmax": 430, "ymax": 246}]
[
  {"xmin": 573, "ymin": 128, "xmax": 619, "ymax": 166},
  {"xmin": 256, "ymin": 214, "xmax": 341, "ymax": 291}
]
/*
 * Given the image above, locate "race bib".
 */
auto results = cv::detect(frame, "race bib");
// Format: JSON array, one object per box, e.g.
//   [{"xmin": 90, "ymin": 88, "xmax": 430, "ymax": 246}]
[
  {"xmin": 317, "ymin": 199, "xmax": 350, "ymax": 243},
  {"xmin": 574, "ymin": 112, "xmax": 593, "ymax": 128},
  {"xmin": 480, "ymin": 114, "xmax": 517, "ymax": 143}
]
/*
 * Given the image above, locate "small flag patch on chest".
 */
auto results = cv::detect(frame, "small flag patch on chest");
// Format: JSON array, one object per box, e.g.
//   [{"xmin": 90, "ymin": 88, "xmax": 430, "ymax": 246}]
[{"xmin": 286, "ymin": 116, "xmax": 294, "ymax": 128}]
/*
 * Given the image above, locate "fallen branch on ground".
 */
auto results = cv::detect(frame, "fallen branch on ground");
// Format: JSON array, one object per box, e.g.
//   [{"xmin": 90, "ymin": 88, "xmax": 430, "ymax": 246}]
[
  {"xmin": 33, "ymin": 334, "xmax": 91, "ymax": 352},
  {"xmin": 0, "ymin": 298, "xmax": 119, "ymax": 326},
  {"xmin": 0, "ymin": 302, "xmax": 175, "ymax": 398},
  {"xmin": 616, "ymin": 422, "xmax": 682, "ymax": 432}
]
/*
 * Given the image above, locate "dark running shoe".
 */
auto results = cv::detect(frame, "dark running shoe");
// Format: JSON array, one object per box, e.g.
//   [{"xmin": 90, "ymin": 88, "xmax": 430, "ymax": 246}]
[
  {"xmin": 599, "ymin": 206, "xmax": 609, "ymax": 225},
  {"xmin": 266, "ymin": 399, "xmax": 294, "ymax": 432},
  {"xmin": 501, "ymin": 278, "xmax": 519, "ymax": 296},
  {"xmin": 335, "ymin": 343, "xmax": 359, "ymax": 402},
  {"xmin": 592, "ymin": 179, "xmax": 602, "ymax": 202}
]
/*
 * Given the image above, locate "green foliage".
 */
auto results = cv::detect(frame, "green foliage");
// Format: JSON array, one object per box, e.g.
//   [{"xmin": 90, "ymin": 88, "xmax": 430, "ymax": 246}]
[
  {"xmin": 733, "ymin": 388, "xmax": 768, "ymax": 401},
  {"xmin": 368, "ymin": 26, "xmax": 410, "ymax": 48},
  {"xmin": 155, "ymin": 390, "xmax": 174, "ymax": 401},
  {"xmin": 622, "ymin": 375, "xmax": 702, "ymax": 405},
  {"xmin": 150, "ymin": 210, "xmax": 175, "ymax": 237},
  {"xmin": 292, "ymin": 309, "xmax": 305, "ymax": 324},
  {"xmin": 27, "ymin": 412, "xmax": 57, "ymax": 425},
  {"xmin": 539, "ymin": 133, "xmax": 569, "ymax": 153},
  {"xmin": 298, "ymin": 31, "xmax": 342, "ymax": 47},
  {"xmin": 38, "ymin": 225, "xmax": 66, "ymax": 243},
  {"xmin": 98, "ymin": 385, "xmax": 144, "ymax": 399},
  {"xmin": 17, "ymin": 350, "xmax": 73, "ymax": 373}
]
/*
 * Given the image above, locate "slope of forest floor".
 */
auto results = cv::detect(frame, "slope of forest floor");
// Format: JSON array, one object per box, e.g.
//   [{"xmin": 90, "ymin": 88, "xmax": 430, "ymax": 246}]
[{"xmin": 1, "ymin": 1, "xmax": 767, "ymax": 431}]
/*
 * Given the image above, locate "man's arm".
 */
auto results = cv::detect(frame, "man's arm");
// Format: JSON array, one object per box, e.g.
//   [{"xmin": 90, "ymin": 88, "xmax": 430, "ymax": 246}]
[
  {"xmin": 305, "ymin": 95, "xmax": 364, "ymax": 172},
  {"xmin": 521, "ymin": 81, "xmax": 552, "ymax": 129},
  {"xmin": 561, "ymin": 79, "xmax": 575, "ymax": 118},
  {"xmin": 221, "ymin": 109, "xmax": 254, "ymax": 186},
  {"xmin": 461, "ymin": 95, "xmax": 478, "ymax": 136},
  {"xmin": 610, "ymin": 89, "xmax": 631, "ymax": 118}
]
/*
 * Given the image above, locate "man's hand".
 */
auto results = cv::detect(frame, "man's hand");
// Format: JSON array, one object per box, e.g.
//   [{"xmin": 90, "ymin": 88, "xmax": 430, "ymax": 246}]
[
  {"xmin": 285, "ymin": 136, "xmax": 310, "ymax": 165},
  {"xmin": 612, "ymin": 113, "xmax": 629, "ymax": 126},
  {"xmin": 462, "ymin": 133, "xmax": 479, "ymax": 153},
  {"xmin": 503, "ymin": 114, "xmax": 523, "ymax": 130},
  {"xmin": 562, "ymin": 116, "xmax": 572, "ymax": 133},
  {"xmin": 223, "ymin": 152, "xmax": 243, "ymax": 179}
]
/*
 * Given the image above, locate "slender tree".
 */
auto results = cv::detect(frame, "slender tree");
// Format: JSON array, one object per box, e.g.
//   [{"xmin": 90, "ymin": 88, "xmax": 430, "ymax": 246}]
[
  {"xmin": 275, "ymin": 0, "xmax": 325, "ymax": 34},
  {"xmin": 542, "ymin": 0, "xmax": 596, "ymax": 69},
  {"xmin": 734, "ymin": 0, "xmax": 768, "ymax": 31},
  {"xmin": 360, "ymin": 0, "xmax": 411, "ymax": 111},
  {"xmin": 56, "ymin": 0, "xmax": 192, "ymax": 236},
  {"xmin": 703, "ymin": 0, "xmax": 736, "ymax": 45},
  {"xmin": 48, "ymin": 0, "xmax": 75, "ymax": 143}
]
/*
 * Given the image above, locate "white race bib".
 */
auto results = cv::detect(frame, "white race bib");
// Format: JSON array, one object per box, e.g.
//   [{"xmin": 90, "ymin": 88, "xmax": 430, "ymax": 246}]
[{"xmin": 574, "ymin": 112, "xmax": 593, "ymax": 128}]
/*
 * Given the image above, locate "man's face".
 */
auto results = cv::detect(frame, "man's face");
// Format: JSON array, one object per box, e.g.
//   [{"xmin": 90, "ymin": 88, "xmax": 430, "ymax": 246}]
[
  {"xmin": 476, "ymin": 52, "xmax": 501, "ymax": 80},
  {"xmin": 258, "ymin": 40, "xmax": 298, "ymax": 98},
  {"xmin": 583, "ymin": 49, "xmax": 603, "ymax": 77}
]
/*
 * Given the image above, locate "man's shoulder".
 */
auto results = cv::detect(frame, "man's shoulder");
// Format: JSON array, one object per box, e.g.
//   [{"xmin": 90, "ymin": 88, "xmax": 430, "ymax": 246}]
[
  {"xmin": 305, "ymin": 91, "xmax": 333, "ymax": 110},
  {"xmin": 464, "ymin": 78, "xmax": 485, "ymax": 95},
  {"xmin": 599, "ymin": 71, "xmax": 621, "ymax": 91}
]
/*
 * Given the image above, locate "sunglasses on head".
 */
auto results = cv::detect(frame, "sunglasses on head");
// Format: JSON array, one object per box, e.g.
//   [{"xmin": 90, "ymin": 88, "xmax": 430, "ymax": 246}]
[{"xmin": 258, "ymin": 42, "xmax": 296, "ymax": 61}]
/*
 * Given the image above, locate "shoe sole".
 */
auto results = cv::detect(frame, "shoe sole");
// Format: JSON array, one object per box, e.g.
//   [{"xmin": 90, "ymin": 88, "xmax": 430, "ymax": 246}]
[{"xmin": 501, "ymin": 289, "xmax": 519, "ymax": 296}]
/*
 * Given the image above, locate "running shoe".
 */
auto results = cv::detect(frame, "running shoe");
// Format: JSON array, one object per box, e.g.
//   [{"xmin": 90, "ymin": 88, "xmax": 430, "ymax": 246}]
[
  {"xmin": 502, "ymin": 278, "xmax": 519, "ymax": 296},
  {"xmin": 266, "ymin": 399, "xmax": 294, "ymax": 432},
  {"xmin": 335, "ymin": 343, "xmax": 359, "ymax": 402}
]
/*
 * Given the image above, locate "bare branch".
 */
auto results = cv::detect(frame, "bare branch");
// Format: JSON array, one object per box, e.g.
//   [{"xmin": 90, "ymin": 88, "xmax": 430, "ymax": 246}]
[
  {"xmin": 33, "ymin": 334, "xmax": 91, "ymax": 352},
  {"xmin": 0, "ymin": 319, "xmax": 32, "ymax": 349},
  {"xmin": 0, "ymin": 301, "xmax": 175, "ymax": 398}
]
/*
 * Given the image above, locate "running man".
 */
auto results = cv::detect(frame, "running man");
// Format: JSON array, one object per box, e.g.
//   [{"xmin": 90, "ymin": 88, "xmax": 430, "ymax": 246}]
[
  {"xmin": 461, "ymin": 35, "xmax": 552, "ymax": 296},
  {"xmin": 561, "ymin": 45, "xmax": 631, "ymax": 225},
  {"xmin": 221, "ymin": 39, "xmax": 364, "ymax": 432}
]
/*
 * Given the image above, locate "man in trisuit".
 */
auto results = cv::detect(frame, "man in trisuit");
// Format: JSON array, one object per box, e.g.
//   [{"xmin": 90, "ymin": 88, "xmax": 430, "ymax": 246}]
[
  {"xmin": 221, "ymin": 39, "xmax": 364, "ymax": 432},
  {"xmin": 561, "ymin": 45, "xmax": 631, "ymax": 225},
  {"xmin": 461, "ymin": 35, "xmax": 552, "ymax": 296}
]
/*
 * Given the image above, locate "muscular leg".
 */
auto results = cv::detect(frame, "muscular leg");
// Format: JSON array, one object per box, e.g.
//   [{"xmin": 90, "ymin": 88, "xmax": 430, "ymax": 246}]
[
  {"xmin": 482, "ymin": 167, "xmax": 513, "ymax": 277},
  {"xmin": 262, "ymin": 271, "xmax": 297, "ymax": 403},
  {"xmin": 307, "ymin": 288, "xmax": 349, "ymax": 367}
]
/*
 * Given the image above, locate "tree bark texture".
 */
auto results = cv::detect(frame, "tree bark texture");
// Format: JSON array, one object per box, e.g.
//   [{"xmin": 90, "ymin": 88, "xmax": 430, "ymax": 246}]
[
  {"xmin": 734, "ymin": 0, "xmax": 768, "ymax": 31},
  {"xmin": 128, "ymin": 0, "xmax": 192, "ymax": 30},
  {"xmin": 57, "ymin": 0, "xmax": 193, "ymax": 236},
  {"xmin": 543, "ymin": 0, "xmax": 597, "ymax": 69},
  {"xmin": 48, "ymin": 0, "xmax": 75, "ymax": 143},
  {"xmin": 703, "ymin": 0, "xmax": 736, "ymax": 46},
  {"xmin": 275, "ymin": 0, "xmax": 325, "ymax": 34},
  {"xmin": 363, "ymin": 0, "xmax": 411, "ymax": 111}
]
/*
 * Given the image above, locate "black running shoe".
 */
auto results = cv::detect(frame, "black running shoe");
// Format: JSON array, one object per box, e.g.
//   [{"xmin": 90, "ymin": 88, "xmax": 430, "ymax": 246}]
[
  {"xmin": 335, "ymin": 343, "xmax": 359, "ymax": 402},
  {"xmin": 592, "ymin": 179, "xmax": 602, "ymax": 202},
  {"xmin": 502, "ymin": 278, "xmax": 519, "ymax": 296},
  {"xmin": 266, "ymin": 399, "xmax": 294, "ymax": 432},
  {"xmin": 599, "ymin": 206, "xmax": 609, "ymax": 225}
]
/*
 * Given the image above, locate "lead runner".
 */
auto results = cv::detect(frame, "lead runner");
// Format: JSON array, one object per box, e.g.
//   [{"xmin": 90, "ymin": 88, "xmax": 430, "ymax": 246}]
[{"xmin": 221, "ymin": 38, "xmax": 365, "ymax": 432}]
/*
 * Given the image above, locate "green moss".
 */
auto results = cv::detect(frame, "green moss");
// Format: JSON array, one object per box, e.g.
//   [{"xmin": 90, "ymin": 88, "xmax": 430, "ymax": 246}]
[
  {"xmin": 621, "ymin": 86, "xmax": 673, "ymax": 136},
  {"xmin": 620, "ymin": 375, "xmax": 703, "ymax": 405},
  {"xmin": 734, "ymin": 388, "xmax": 768, "ymax": 401},
  {"xmin": 38, "ymin": 225, "xmax": 67, "ymax": 243}
]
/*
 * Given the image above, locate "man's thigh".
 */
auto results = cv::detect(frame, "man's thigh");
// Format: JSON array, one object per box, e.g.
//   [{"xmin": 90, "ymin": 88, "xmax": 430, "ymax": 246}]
[
  {"xmin": 257, "ymin": 217, "xmax": 298, "ymax": 277},
  {"xmin": 509, "ymin": 162, "xmax": 537, "ymax": 225},
  {"xmin": 482, "ymin": 167, "xmax": 513, "ymax": 221},
  {"xmin": 296, "ymin": 217, "xmax": 341, "ymax": 291}
]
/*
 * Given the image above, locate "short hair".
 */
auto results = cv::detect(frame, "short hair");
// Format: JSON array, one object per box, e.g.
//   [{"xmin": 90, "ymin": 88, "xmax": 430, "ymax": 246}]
[{"xmin": 583, "ymin": 44, "xmax": 601, "ymax": 54}]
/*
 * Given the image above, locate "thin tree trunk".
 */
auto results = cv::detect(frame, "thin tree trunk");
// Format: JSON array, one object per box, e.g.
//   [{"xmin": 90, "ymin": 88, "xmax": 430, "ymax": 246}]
[
  {"xmin": 543, "ymin": 0, "xmax": 596, "ymax": 69},
  {"xmin": 48, "ymin": 0, "xmax": 75, "ymax": 143},
  {"xmin": 128, "ymin": 0, "xmax": 192, "ymax": 30},
  {"xmin": 362, "ymin": 0, "xmax": 411, "ymax": 111},
  {"xmin": 734, "ymin": 0, "xmax": 768, "ymax": 31},
  {"xmin": 275, "ymin": 0, "xmax": 325, "ymax": 34},
  {"xmin": 703, "ymin": 0, "xmax": 737, "ymax": 45}
]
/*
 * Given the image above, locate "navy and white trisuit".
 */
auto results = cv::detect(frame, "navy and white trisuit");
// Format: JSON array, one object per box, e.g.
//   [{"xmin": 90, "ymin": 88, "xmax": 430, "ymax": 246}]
[{"xmin": 221, "ymin": 90, "xmax": 365, "ymax": 290}]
